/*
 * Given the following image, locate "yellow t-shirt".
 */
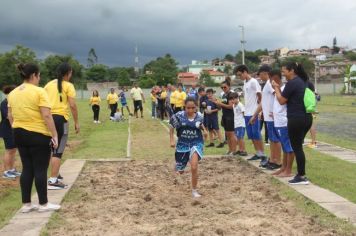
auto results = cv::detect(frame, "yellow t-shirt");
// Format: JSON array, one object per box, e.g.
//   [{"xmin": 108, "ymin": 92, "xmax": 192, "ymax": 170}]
[
  {"xmin": 150, "ymin": 93, "xmax": 157, "ymax": 102},
  {"xmin": 8, "ymin": 83, "xmax": 51, "ymax": 136},
  {"xmin": 160, "ymin": 91, "xmax": 167, "ymax": 100},
  {"xmin": 90, "ymin": 96, "xmax": 101, "ymax": 106},
  {"xmin": 44, "ymin": 79, "xmax": 76, "ymax": 121},
  {"xmin": 106, "ymin": 93, "xmax": 118, "ymax": 104},
  {"xmin": 130, "ymin": 87, "xmax": 143, "ymax": 101},
  {"xmin": 175, "ymin": 91, "xmax": 187, "ymax": 108},
  {"xmin": 170, "ymin": 90, "xmax": 178, "ymax": 105}
]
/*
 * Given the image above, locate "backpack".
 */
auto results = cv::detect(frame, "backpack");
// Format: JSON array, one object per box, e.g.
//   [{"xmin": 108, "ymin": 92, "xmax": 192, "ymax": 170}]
[{"xmin": 304, "ymin": 84, "xmax": 316, "ymax": 113}]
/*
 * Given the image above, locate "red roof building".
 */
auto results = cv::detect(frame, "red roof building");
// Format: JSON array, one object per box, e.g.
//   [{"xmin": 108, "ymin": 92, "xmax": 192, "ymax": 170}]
[{"xmin": 177, "ymin": 72, "xmax": 199, "ymax": 86}]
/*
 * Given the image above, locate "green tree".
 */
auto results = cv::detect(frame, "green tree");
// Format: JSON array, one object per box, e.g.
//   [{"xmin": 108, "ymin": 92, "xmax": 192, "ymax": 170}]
[
  {"xmin": 85, "ymin": 64, "xmax": 108, "ymax": 82},
  {"xmin": 224, "ymin": 64, "xmax": 232, "ymax": 75},
  {"xmin": 41, "ymin": 54, "xmax": 84, "ymax": 87},
  {"xmin": 224, "ymin": 54, "xmax": 234, "ymax": 62},
  {"xmin": 143, "ymin": 54, "xmax": 178, "ymax": 85},
  {"xmin": 199, "ymin": 71, "xmax": 218, "ymax": 86},
  {"xmin": 344, "ymin": 51, "xmax": 356, "ymax": 61},
  {"xmin": 276, "ymin": 56, "xmax": 315, "ymax": 76},
  {"xmin": 138, "ymin": 74, "xmax": 155, "ymax": 88},
  {"xmin": 108, "ymin": 67, "xmax": 131, "ymax": 86},
  {"xmin": 0, "ymin": 45, "xmax": 37, "ymax": 87}
]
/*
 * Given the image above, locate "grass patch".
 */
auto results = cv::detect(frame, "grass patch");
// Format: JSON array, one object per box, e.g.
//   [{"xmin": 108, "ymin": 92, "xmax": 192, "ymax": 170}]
[{"xmin": 0, "ymin": 188, "xmax": 22, "ymax": 229}]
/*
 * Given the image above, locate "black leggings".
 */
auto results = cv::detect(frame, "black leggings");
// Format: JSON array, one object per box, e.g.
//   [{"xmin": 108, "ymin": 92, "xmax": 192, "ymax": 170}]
[
  {"xmin": 287, "ymin": 114, "xmax": 313, "ymax": 176},
  {"xmin": 109, "ymin": 103, "xmax": 118, "ymax": 117},
  {"xmin": 92, "ymin": 105, "xmax": 100, "ymax": 121},
  {"xmin": 13, "ymin": 128, "xmax": 51, "ymax": 205}
]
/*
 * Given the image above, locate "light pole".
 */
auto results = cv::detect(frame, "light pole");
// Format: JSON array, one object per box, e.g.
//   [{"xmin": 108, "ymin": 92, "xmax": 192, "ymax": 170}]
[
  {"xmin": 239, "ymin": 25, "xmax": 246, "ymax": 65},
  {"xmin": 314, "ymin": 60, "xmax": 319, "ymax": 92}
]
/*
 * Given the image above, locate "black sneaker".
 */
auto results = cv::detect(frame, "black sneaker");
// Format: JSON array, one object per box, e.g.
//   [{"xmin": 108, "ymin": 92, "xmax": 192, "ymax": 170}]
[
  {"xmin": 48, "ymin": 180, "xmax": 68, "ymax": 190},
  {"xmin": 259, "ymin": 156, "xmax": 269, "ymax": 166},
  {"xmin": 57, "ymin": 174, "xmax": 63, "ymax": 181},
  {"xmin": 247, "ymin": 154, "xmax": 261, "ymax": 161},
  {"xmin": 238, "ymin": 151, "xmax": 248, "ymax": 156},
  {"xmin": 216, "ymin": 143, "xmax": 224, "ymax": 148},
  {"xmin": 288, "ymin": 175, "xmax": 309, "ymax": 185},
  {"xmin": 206, "ymin": 143, "xmax": 215, "ymax": 147},
  {"xmin": 265, "ymin": 162, "xmax": 282, "ymax": 170}
]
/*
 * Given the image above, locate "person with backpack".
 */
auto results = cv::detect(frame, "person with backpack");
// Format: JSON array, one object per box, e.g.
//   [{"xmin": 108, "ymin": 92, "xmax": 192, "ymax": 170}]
[{"xmin": 272, "ymin": 62, "xmax": 315, "ymax": 185}]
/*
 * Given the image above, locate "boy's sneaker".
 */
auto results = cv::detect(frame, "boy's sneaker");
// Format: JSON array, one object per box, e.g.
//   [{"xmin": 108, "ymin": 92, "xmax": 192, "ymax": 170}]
[
  {"xmin": 259, "ymin": 156, "xmax": 269, "ymax": 166},
  {"xmin": 97, "ymin": 120, "xmax": 101, "ymax": 124},
  {"xmin": 48, "ymin": 180, "xmax": 68, "ymax": 190},
  {"xmin": 21, "ymin": 204, "xmax": 38, "ymax": 213},
  {"xmin": 265, "ymin": 162, "xmax": 282, "ymax": 170},
  {"xmin": 192, "ymin": 189, "xmax": 201, "ymax": 198},
  {"xmin": 3, "ymin": 171, "xmax": 16, "ymax": 179},
  {"xmin": 247, "ymin": 154, "xmax": 261, "ymax": 161},
  {"xmin": 8, "ymin": 169, "xmax": 21, "ymax": 177},
  {"xmin": 206, "ymin": 143, "xmax": 215, "ymax": 147},
  {"xmin": 38, "ymin": 203, "xmax": 61, "ymax": 212},
  {"xmin": 225, "ymin": 151, "xmax": 234, "ymax": 156},
  {"xmin": 216, "ymin": 143, "xmax": 224, "ymax": 148},
  {"xmin": 288, "ymin": 175, "xmax": 309, "ymax": 185},
  {"xmin": 57, "ymin": 174, "xmax": 64, "ymax": 182},
  {"xmin": 238, "ymin": 151, "xmax": 248, "ymax": 156}
]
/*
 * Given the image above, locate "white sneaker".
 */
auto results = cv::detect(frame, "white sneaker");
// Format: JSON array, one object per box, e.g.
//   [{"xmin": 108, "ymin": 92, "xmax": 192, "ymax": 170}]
[
  {"xmin": 192, "ymin": 189, "xmax": 201, "ymax": 198},
  {"xmin": 97, "ymin": 120, "xmax": 101, "ymax": 123},
  {"xmin": 93, "ymin": 120, "xmax": 97, "ymax": 123},
  {"xmin": 21, "ymin": 204, "xmax": 38, "ymax": 213},
  {"xmin": 38, "ymin": 203, "xmax": 61, "ymax": 212}
]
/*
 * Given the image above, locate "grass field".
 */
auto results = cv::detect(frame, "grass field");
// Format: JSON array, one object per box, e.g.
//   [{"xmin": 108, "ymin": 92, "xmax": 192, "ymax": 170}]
[{"xmin": 1, "ymin": 95, "xmax": 356, "ymax": 234}]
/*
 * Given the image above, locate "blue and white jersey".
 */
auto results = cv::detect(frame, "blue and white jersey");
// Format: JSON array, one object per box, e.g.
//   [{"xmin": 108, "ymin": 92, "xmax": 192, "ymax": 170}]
[
  {"xmin": 187, "ymin": 88, "xmax": 199, "ymax": 100},
  {"xmin": 170, "ymin": 111, "xmax": 204, "ymax": 153}
]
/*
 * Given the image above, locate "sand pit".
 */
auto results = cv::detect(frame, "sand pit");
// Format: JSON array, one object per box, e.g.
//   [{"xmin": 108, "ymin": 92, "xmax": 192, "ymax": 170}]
[{"xmin": 46, "ymin": 158, "xmax": 339, "ymax": 235}]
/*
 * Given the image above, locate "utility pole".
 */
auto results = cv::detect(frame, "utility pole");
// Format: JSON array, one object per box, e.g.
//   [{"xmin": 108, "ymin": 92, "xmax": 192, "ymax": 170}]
[
  {"xmin": 134, "ymin": 45, "xmax": 139, "ymax": 79},
  {"xmin": 239, "ymin": 25, "xmax": 246, "ymax": 65}
]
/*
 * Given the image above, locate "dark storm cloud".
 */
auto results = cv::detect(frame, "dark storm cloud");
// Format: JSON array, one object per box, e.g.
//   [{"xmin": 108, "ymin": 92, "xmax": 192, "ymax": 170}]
[{"xmin": 1, "ymin": 0, "xmax": 355, "ymax": 66}]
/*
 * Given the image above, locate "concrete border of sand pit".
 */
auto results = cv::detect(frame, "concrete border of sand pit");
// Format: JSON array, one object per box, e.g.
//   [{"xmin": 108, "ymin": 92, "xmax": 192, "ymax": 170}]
[{"xmin": 0, "ymin": 159, "xmax": 85, "ymax": 236}]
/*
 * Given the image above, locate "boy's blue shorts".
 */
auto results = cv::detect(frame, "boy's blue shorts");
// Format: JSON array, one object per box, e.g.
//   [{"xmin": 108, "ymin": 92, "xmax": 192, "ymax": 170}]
[
  {"xmin": 234, "ymin": 127, "xmax": 245, "ymax": 139},
  {"xmin": 266, "ymin": 121, "xmax": 280, "ymax": 142},
  {"xmin": 244, "ymin": 116, "xmax": 261, "ymax": 140},
  {"xmin": 275, "ymin": 127, "xmax": 293, "ymax": 153}
]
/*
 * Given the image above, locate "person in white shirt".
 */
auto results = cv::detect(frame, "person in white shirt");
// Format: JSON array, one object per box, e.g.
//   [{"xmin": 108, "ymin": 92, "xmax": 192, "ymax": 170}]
[
  {"xmin": 251, "ymin": 65, "xmax": 282, "ymax": 170},
  {"xmin": 271, "ymin": 70, "xmax": 294, "ymax": 177},
  {"xmin": 231, "ymin": 93, "xmax": 247, "ymax": 156},
  {"xmin": 234, "ymin": 65, "xmax": 267, "ymax": 161}
]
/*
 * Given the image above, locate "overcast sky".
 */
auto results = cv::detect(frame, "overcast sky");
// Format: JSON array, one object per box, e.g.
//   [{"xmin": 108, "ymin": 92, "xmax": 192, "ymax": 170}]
[{"xmin": 1, "ymin": 0, "xmax": 355, "ymax": 67}]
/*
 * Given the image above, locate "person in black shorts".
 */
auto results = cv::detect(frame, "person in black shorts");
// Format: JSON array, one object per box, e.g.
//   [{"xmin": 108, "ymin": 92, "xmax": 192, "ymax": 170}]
[
  {"xmin": 1, "ymin": 85, "xmax": 20, "ymax": 179},
  {"xmin": 211, "ymin": 80, "xmax": 237, "ymax": 155}
]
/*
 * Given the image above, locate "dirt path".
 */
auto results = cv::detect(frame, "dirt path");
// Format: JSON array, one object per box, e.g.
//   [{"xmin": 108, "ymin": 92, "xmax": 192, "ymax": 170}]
[{"xmin": 43, "ymin": 158, "xmax": 345, "ymax": 236}]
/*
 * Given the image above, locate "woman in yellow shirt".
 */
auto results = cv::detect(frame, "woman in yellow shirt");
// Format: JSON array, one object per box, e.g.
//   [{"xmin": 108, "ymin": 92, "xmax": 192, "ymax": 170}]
[
  {"xmin": 150, "ymin": 87, "xmax": 158, "ymax": 118},
  {"xmin": 174, "ymin": 83, "xmax": 187, "ymax": 113},
  {"xmin": 8, "ymin": 63, "xmax": 60, "ymax": 212},
  {"xmin": 107, "ymin": 88, "xmax": 119, "ymax": 120},
  {"xmin": 89, "ymin": 90, "xmax": 101, "ymax": 123}
]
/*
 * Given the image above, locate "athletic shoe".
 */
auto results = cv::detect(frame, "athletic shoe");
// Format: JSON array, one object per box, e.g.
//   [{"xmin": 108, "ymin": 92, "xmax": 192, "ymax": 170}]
[
  {"xmin": 57, "ymin": 174, "xmax": 64, "ymax": 182},
  {"xmin": 8, "ymin": 169, "xmax": 21, "ymax": 177},
  {"xmin": 48, "ymin": 180, "xmax": 68, "ymax": 190},
  {"xmin": 93, "ymin": 120, "xmax": 97, "ymax": 123},
  {"xmin": 206, "ymin": 143, "xmax": 214, "ymax": 147},
  {"xmin": 265, "ymin": 142, "xmax": 270, "ymax": 146},
  {"xmin": 3, "ymin": 171, "xmax": 16, "ymax": 179},
  {"xmin": 307, "ymin": 143, "xmax": 317, "ymax": 148},
  {"xmin": 238, "ymin": 151, "xmax": 248, "ymax": 156},
  {"xmin": 110, "ymin": 116, "xmax": 114, "ymax": 120},
  {"xmin": 225, "ymin": 151, "xmax": 234, "ymax": 156},
  {"xmin": 288, "ymin": 175, "xmax": 309, "ymax": 185},
  {"xmin": 38, "ymin": 203, "xmax": 61, "ymax": 212},
  {"xmin": 192, "ymin": 189, "xmax": 201, "ymax": 198},
  {"xmin": 97, "ymin": 121, "xmax": 101, "ymax": 124},
  {"xmin": 216, "ymin": 143, "xmax": 224, "ymax": 148},
  {"xmin": 259, "ymin": 156, "xmax": 269, "ymax": 166},
  {"xmin": 21, "ymin": 204, "xmax": 38, "ymax": 213},
  {"xmin": 265, "ymin": 162, "xmax": 282, "ymax": 170},
  {"xmin": 247, "ymin": 154, "xmax": 260, "ymax": 161}
]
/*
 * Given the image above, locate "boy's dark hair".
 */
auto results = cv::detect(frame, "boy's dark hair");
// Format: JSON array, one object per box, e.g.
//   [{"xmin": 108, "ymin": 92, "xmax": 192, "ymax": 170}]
[
  {"xmin": 228, "ymin": 92, "xmax": 239, "ymax": 100},
  {"xmin": 198, "ymin": 87, "xmax": 205, "ymax": 93},
  {"xmin": 206, "ymin": 88, "xmax": 214, "ymax": 94},
  {"xmin": 234, "ymin": 64, "xmax": 249, "ymax": 74},
  {"xmin": 2, "ymin": 85, "xmax": 16, "ymax": 95},
  {"xmin": 269, "ymin": 69, "xmax": 282, "ymax": 79},
  {"xmin": 184, "ymin": 97, "xmax": 197, "ymax": 106}
]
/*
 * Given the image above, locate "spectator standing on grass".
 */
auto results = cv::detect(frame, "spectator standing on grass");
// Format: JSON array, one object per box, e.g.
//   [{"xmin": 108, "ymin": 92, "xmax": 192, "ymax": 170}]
[
  {"xmin": 157, "ymin": 86, "xmax": 167, "ymax": 120},
  {"xmin": 204, "ymin": 88, "xmax": 224, "ymax": 148},
  {"xmin": 169, "ymin": 97, "xmax": 208, "ymax": 198},
  {"xmin": 211, "ymin": 80, "xmax": 237, "ymax": 155},
  {"xmin": 107, "ymin": 88, "xmax": 119, "ymax": 120},
  {"xmin": 170, "ymin": 85, "xmax": 177, "ymax": 111},
  {"xmin": 150, "ymin": 87, "xmax": 158, "ymax": 119},
  {"xmin": 251, "ymin": 65, "xmax": 282, "ymax": 170},
  {"xmin": 272, "ymin": 62, "xmax": 314, "ymax": 185},
  {"xmin": 130, "ymin": 83, "xmax": 145, "ymax": 118},
  {"xmin": 119, "ymin": 87, "xmax": 133, "ymax": 117},
  {"xmin": 8, "ymin": 63, "xmax": 60, "ymax": 212},
  {"xmin": 231, "ymin": 93, "xmax": 248, "ymax": 156},
  {"xmin": 174, "ymin": 83, "xmax": 187, "ymax": 113},
  {"xmin": 234, "ymin": 65, "xmax": 267, "ymax": 162},
  {"xmin": 270, "ymin": 70, "xmax": 294, "ymax": 177},
  {"xmin": 45, "ymin": 62, "xmax": 80, "ymax": 190},
  {"xmin": 1, "ymin": 85, "xmax": 21, "ymax": 179},
  {"xmin": 89, "ymin": 90, "xmax": 101, "ymax": 124}
]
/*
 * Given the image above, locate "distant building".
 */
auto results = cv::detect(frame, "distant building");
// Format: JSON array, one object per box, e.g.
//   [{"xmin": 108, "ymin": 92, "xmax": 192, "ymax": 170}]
[
  {"xmin": 316, "ymin": 60, "xmax": 350, "ymax": 81},
  {"xmin": 188, "ymin": 60, "xmax": 225, "ymax": 75},
  {"xmin": 204, "ymin": 70, "xmax": 226, "ymax": 83},
  {"xmin": 259, "ymin": 55, "xmax": 276, "ymax": 66},
  {"xmin": 177, "ymin": 72, "xmax": 198, "ymax": 87}
]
